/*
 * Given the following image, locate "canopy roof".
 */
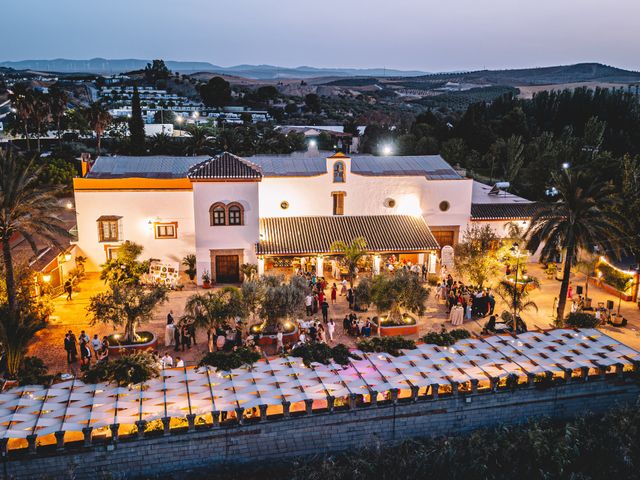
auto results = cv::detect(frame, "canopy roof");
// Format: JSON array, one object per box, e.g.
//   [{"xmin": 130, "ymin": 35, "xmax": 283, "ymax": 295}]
[
  {"xmin": 0, "ymin": 329, "xmax": 635, "ymax": 440},
  {"xmin": 256, "ymin": 215, "xmax": 440, "ymax": 255}
]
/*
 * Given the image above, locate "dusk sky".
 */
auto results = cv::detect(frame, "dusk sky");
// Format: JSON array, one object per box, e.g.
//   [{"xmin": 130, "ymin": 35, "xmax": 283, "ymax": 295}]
[{"xmin": 2, "ymin": 0, "xmax": 639, "ymax": 72}]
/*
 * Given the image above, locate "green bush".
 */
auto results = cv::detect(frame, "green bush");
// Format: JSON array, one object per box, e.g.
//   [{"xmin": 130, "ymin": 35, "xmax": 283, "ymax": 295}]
[
  {"xmin": 17, "ymin": 357, "xmax": 53, "ymax": 386},
  {"xmin": 565, "ymin": 312, "xmax": 599, "ymax": 328},
  {"xmin": 82, "ymin": 351, "xmax": 160, "ymax": 386},
  {"xmin": 598, "ymin": 262, "xmax": 634, "ymax": 292},
  {"xmin": 290, "ymin": 343, "xmax": 360, "ymax": 367},
  {"xmin": 421, "ymin": 328, "xmax": 471, "ymax": 347},
  {"xmin": 199, "ymin": 347, "xmax": 261, "ymax": 371},
  {"xmin": 356, "ymin": 337, "xmax": 416, "ymax": 357}
]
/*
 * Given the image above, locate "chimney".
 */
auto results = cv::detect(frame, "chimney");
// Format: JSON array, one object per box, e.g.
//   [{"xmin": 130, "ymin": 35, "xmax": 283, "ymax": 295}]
[{"xmin": 80, "ymin": 153, "xmax": 92, "ymax": 177}]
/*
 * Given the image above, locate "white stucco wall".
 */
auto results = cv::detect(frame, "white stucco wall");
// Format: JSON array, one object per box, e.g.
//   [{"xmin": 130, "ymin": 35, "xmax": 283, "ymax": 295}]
[
  {"xmin": 259, "ymin": 171, "xmax": 473, "ymax": 234},
  {"xmin": 192, "ymin": 181, "xmax": 260, "ymax": 282},
  {"xmin": 73, "ymin": 190, "xmax": 195, "ymax": 271}
]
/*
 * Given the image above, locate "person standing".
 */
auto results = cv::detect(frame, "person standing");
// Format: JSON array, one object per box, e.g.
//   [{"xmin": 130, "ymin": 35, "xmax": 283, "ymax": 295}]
[
  {"xmin": 305, "ymin": 293, "xmax": 313, "ymax": 316},
  {"xmin": 167, "ymin": 310, "xmax": 174, "ymax": 325},
  {"xmin": 347, "ymin": 288, "xmax": 354, "ymax": 310},
  {"xmin": 90, "ymin": 334, "xmax": 102, "ymax": 356},
  {"xmin": 79, "ymin": 330, "xmax": 89, "ymax": 345},
  {"xmin": 276, "ymin": 327, "xmax": 284, "ymax": 353},
  {"xmin": 64, "ymin": 279, "xmax": 73, "ymax": 301},
  {"xmin": 327, "ymin": 318, "xmax": 335, "ymax": 342},
  {"xmin": 68, "ymin": 330, "xmax": 78, "ymax": 363},
  {"xmin": 165, "ymin": 318, "xmax": 175, "ymax": 346},
  {"xmin": 80, "ymin": 340, "xmax": 91, "ymax": 366},
  {"xmin": 331, "ymin": 283, "xmax": 337, "ymax": 305},
  {"xmin": 321, "ymin": 298, "xmax": 329, "ymax": 323},
  {"xmin": 64, "ymin": 333, "xmax": 74, "ymax": 364},
  {"xmin": 340, "ymin": 279, "xmax": 348, "ymax": 296},
  {"xmin": 174, "ymin": 324, "xmax": 181, "ymax": 352}
]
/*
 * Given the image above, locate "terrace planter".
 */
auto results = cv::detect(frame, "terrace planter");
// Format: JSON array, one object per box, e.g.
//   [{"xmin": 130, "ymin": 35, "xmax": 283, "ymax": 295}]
[
  {"xmin": 588, "ymin": 278, "xmax": 634, "ymax": 302},
  {"xmin": 250, "ymin": 324, "xmax": 300, "ymax": 346},
  {"xmin": 106, "ymin": 331, "xmax": 157, "ymax": 356},
  {"xmin": 371, "ymin": 317, "xmax": 419, "ymax": 336}
]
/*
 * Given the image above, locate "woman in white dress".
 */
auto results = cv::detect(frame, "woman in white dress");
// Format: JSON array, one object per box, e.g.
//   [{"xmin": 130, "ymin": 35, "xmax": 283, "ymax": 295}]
[{"xmin": 165, "ymin": 322, "xmax": 175, "ymax": 346}]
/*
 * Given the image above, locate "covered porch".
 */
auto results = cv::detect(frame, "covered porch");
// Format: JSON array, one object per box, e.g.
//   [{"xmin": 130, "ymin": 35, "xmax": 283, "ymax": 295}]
[{"xmin": 255, "ymin": 215, "xmax": 441, "ymax": 279}]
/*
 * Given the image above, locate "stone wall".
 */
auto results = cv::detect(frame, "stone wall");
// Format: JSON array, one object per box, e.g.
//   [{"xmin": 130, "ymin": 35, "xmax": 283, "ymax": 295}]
[{"xmin": 4, "ymin": 376, "xmax": 639, "ymax": 480}]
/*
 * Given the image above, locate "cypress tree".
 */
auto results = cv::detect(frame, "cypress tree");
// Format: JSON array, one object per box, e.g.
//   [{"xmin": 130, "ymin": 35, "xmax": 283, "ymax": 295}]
[{"xmin": 129, "ymin": 86, "xmax": 146, "ymax": 154}]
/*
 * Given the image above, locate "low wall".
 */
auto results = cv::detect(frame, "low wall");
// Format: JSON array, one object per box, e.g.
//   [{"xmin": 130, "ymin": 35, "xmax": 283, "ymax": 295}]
[{"xmin": 5, "ymin": 374, "xmax": 639, "ymax": 480}]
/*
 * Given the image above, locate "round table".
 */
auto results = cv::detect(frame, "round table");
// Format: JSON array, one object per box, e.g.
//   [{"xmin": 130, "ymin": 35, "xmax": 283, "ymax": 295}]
[{"xmin": 449, "ymin": 306, "xmax": 465, "ymax": 326}]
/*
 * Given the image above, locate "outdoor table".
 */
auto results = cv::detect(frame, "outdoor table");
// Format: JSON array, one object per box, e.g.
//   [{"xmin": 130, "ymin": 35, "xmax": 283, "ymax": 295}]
[{"xmin": 449, "ymin": 306, "xmax": 465, "ymax": 326}]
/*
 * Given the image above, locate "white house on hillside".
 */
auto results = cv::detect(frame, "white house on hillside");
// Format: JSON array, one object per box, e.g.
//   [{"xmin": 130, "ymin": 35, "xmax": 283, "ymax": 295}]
[{"xmin": 72, "ymin": 151, "xmax": 537, "ymax": 283}]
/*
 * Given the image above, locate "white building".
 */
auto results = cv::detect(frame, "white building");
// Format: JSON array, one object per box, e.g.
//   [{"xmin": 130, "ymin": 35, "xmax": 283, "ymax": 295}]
[{"xmin": 72, "ymin": 152, "xmax": 536, "ymax": 282}]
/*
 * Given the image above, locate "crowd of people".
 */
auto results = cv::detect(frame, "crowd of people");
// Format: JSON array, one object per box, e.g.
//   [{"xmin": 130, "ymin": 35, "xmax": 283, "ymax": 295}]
[
  {"xmin": 63, "ymin": 330, "xmax": 110, "ymax": 366},
  {"xmin": 435, "ymin": 268, "xmax": 496, "ymax": 321}
]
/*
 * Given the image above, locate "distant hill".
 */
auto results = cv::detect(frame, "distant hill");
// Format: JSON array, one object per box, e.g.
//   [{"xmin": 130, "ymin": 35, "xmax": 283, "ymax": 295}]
[
  {"xmin": 401, "ymin": 63, "xmax": 640, "ymax": 86},
  {"xmin": 0, "ymin": 58, "xmax": 428, "ymax": 79}
]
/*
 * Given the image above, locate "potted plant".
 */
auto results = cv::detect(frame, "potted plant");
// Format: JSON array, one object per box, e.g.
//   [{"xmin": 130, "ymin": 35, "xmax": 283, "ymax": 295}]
[
  {"xmin": 182, "ymin": 254, "xmax": 197, "ymax": 283},
  {"xmin": 201, "ymin": 270, "xmax": 212, "ymax": 289}
]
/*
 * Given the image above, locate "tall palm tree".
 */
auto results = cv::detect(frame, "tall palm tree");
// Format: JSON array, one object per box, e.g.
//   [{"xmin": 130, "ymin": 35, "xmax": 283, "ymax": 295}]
[
  {"xmin": 31, "ymin": 91, "xmax": 50, "ymax": 152},
  {"xmin": 526, "ymin": 169, "xmax": 626, "ymax": 322},
  {"xmin": 8, "ymin": 84, "xmax": 35, "ymax": 150},
  {"xmin": 0, "ymin": 149, "xmax": 69, "ymax": 312},
  {"xmin": 48, "ymin": 86, "xmax": 69, "ymax": 146},
  {"xmin": 85, "ymin": 103, "xmax": 112, "ymax": 157},
  {"xmin": 330, "ymin": 237, "xmax": 368, "ymax": 287}
]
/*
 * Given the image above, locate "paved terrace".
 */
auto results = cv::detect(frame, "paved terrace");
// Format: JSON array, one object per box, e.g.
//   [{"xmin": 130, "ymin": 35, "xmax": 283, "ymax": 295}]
[{"xmin": 4, "ymin": 328, "xmax": 638, "ymax": 451}]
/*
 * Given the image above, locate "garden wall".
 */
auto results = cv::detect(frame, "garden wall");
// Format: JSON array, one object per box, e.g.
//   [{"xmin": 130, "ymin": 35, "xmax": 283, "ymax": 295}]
[{"xmin": 4, "ymin": 375, "xmax": 639, "ymax": 479}]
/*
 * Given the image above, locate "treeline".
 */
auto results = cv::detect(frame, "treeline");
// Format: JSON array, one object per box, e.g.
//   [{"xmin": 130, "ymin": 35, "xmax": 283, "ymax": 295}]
[{"xmin": 361, "ymin": 87, "xmax": 640, "ymax": 200}]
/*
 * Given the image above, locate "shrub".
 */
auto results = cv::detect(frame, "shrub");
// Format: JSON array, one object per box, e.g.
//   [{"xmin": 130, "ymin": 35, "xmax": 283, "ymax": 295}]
[
  {"xmin": 82, "ymin": 351, "xmax": 160, "ymax": 386},
  {"xmin": 564, "ymin": 312, "xmax": 599, "ymax": 328},
  {"xmin": 199, "ymin": 347, "xmax": 261, "ymax": 371},
  {"xmin": 290, "ymin": 343, "xmax": 360, "ymax": 367},
  {"xmin": 421, "ymin": 328, "xmax": 471, "ymax": 347},
  {"xmin": 356, "ymin": 337, "xmax": 416, "ymax": 357},
  {"xmin": 597, "ymin": 262, "xmax": 634, "ymax": 293},
  {"xmin": 17, "ymin": 357, "xmax": 53, "ymax": 386}
]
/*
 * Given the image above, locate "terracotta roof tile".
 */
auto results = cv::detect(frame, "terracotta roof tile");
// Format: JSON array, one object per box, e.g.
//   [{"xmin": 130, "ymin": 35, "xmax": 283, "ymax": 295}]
[{"xmin": 188, "ymin": 152, "xmax": 263, "ymax": 180}]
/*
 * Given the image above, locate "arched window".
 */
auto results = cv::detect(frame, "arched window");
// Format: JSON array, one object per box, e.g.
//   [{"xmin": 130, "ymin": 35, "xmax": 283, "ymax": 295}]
[
  {"xmin": 227, "ymin": 202, "xmax": 244, "ymax": 225},
  {"xmin": 210, "ymin": 203, "xmax": 226, "ymax": 226},
  {"xmin": 333, "ymin": 161, "xmax": 345, "ymax": 183}
]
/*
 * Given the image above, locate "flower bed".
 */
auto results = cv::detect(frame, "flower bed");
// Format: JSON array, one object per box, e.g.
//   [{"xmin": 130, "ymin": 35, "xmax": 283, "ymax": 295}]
[
  {"xmin": 106, "ymin": 331, "xmax": 157, "ymax": 356},
  {"xmin": 371, "ymin": 315, "xmax": 419, "ymax": 337},
  {"xmin": 588, "ymin": 278, "xmax": 634, "ymax": 302}
]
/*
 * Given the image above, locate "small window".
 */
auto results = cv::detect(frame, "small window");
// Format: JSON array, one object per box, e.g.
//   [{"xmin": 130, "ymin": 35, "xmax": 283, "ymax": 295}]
[
  {"xmin": 439, "ymin": 201, "xmax": 450, "ymax": 212},
  {"xmin": 97, "ymin": 216, "xmax": 121, "ymax": 242},
  {"xmin": 332, "ymin": 192, "xmax": 345, "ymax": 215},
  {"xmin": 228, "ymin": 203, "xmax": 244, "ymax": 226},
  {"xmin": 333, "ymin": 161, "xmax": 345, "ymax": 183},
  {"xmin": 210, "ymin": 203, "xmax": 226, "ymax": 226},
  {"xmin": 155, "ymin": 222, "xmax": 177, "ymax": 239}
]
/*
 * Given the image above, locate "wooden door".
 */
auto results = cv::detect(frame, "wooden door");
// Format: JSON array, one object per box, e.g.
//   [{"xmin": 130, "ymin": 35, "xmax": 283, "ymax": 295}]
[{"xmin": 215, "ymin": 255, "xmax": 240, "ymax": 283}]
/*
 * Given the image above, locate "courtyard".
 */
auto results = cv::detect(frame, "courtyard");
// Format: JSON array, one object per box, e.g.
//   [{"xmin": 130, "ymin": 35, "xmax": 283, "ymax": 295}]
[{"xmin": 28, "ymin": 262, "xmax": 640, "ymax": 375}]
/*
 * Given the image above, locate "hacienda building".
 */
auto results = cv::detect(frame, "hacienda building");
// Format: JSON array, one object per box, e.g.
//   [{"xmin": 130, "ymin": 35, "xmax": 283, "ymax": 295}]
[{"xmin": 71, "ymin": 151, "xmax": 538, "ymax": 284}]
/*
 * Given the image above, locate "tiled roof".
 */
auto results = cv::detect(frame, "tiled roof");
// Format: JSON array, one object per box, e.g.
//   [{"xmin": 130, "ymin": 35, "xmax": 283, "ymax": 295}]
[
  {"xmin": 350, "ymin": 154, "xmax": 462, "ymax": 180},
  {"xmin": 471, "ymin": 203, "xmax": 539, "ymax": 220},
  {"xmin": 256, "ymin": 215, "xmax": 440, "ymax": 255},
  {"xmin": 188, "ymin": 152, "xmax": 263, "ymax": 180}
]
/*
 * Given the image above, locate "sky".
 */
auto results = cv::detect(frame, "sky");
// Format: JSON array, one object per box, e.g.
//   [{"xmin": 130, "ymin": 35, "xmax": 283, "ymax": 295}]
[{"xmin": 1, "ymin": 0, "xmax": 639, "ymax": 72}]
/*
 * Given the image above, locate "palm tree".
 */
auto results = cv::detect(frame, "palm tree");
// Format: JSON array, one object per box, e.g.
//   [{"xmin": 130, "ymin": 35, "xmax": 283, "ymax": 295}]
[
  {"xmin": 0, "ymin": 304, "xmax": 47, "ymax": 378},
  {"xmin": 8, "ymin": 84, "xmax": 35, "ymax": 150},
  {"xmin": 0, "ymin": 149, "xmax": 69, "ymax": 312},
  {"xmin": 85, "ymin": 103, "xmax": 112, "ymax": 157},
  {"xmin": 331, "ymin": 237, "xmax": 368, "ymax": 287},
  {"xmin": 181, "ymin": 287, "xmax": 245, "ymax": 352},
  {"xmin": 185, "ymin": 124, "xmax": 211, "ymax": 155},
  {"xmin": 494, "ymin": 278, "xmax": 539, "ymax": 318},
  {"xmin": 48, "ymin": 86, "xmax": 68, "ymax": 146},
  {"xmin": 526, "ymin": 169, "xmax": 626, "ymax": 322},
  {"xmin": 31, "ymin": 91, "xmax": 50, "ymax": 151}
]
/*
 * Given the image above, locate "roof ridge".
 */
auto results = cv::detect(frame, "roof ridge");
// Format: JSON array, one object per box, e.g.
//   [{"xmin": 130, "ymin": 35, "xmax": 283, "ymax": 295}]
[{"xmin": 188, "ymin": 151, "xmax": 263, "ymax": 180}]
